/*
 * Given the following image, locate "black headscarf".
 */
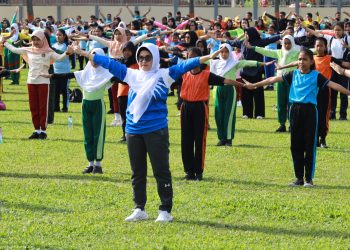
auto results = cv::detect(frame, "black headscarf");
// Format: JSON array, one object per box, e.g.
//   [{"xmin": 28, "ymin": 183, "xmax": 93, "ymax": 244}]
[
  {"xmin": 118, "ymin": 41, "xmax": 137, "ymax": 67},
  {"xmin": 182, "ymin": 31, "xmax": 198, "ymax": 48}
]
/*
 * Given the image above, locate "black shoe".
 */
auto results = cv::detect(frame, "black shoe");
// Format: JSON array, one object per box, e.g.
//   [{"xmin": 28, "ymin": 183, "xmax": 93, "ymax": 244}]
[
  {"xmin": 184, "ymin": 172, "xmax": 196, "ymax": 180},
  {"xmin": 289, "ymin": 179, "xmax": 304, "ymax": 186},
  {"xmin": 82, "ymin": 165, "xmax": 94, "ymax": 174},
  {"xmin": 216, "ymin": 140, "xmax": 226, "ymax": 146},
  {"xmin": 61, "ymin": 108, "xmax": 68, "ymax": 113},
  {"xmin": 168, "ymin": 91, "xmax": 175, "ymax": 96},
  {"xmin": 330, "ymin": 113, "xmax": 336, "ymax": 120},
  {"xmin": 339, "ymin": 116, "xmax": 347, "ymax": 121},
  {"xmin": 225, "ymin": 139, "xmax": 232, "ymax": 147},
  {"xmin": 48, "ymin": 120, "xmax": 54, "ymax": 124},
  {"xmin": 275, "ymin": 125, "xmax": 286, "ymax": 132},
  {"xmin": 320, "ymin": 137, "xmax": 328, "ymax": 148},
  {"xmin": 107, "ymin": 110, "xmax": 114, "ymax": 114},
  {"xmin": 28, "ymin": 132, "xmax": 40, "ymax": 139},
  {"xmin": 54, "ymin": 109, "xmax": 61, "ymax": 112},
  {"xmin": 119, "ymin": 136, "xmax": 126, "ymax": 142},
  {"xmin": 92, "ymin": 166, "xmax": 103, "ymax": 174},
  {"xmin": 39, "ymin": 133, "xmax": 47, "ymax": 140},
  {"xmin": 195, "ymin": 173, "xmax": 203, "ymax": 181},
  {"xmin": 264, "ymin": 85, "xmax": 274, "ymax": 91},
  {"xmin": 316, "ymin": 138, "xmax": 320, "ymax": 147}
]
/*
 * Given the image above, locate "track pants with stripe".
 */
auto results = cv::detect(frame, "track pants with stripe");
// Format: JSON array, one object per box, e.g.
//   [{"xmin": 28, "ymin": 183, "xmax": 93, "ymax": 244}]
[
  {"xmin": 290, "ymin": 103, "xmax": 317, "ymax": 181},
  {"xmin": 82, "ymin": 99, "xmax": 106, "ymax": 162},
  {"xmin": 277, "ymin": 81, "xmax": 290, "ymax": 126},
  {"xmin": 181, "ymin": 101, "xmax": 209, "ymax": 175},
  {"xmin": 215, "ymin": 85, "xmax": 237, "ymax": 141},
  {"xmin": 317, "ymin": 86, "xmax": 331, "ymax": 139},
  {"xmin": 28, "ymin": 84, "xmax": 49, "ymax": 131}
]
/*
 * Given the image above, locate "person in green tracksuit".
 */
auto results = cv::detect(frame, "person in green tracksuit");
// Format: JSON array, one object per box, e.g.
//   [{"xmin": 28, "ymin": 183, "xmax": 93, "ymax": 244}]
[
  {"xmin": 43, "ymin": 48, "xmax": 113, "ymax": 174},
  {"xmin": 210, "ymin": 43, "xmax": 273, "ymax": 146},
  {"xmin": 248, "ymin": 35, "xmax": 300, "ymax": 132}
]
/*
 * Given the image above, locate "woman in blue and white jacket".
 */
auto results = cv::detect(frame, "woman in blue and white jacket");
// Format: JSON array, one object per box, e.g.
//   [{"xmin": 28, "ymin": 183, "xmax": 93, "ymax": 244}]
[{"xmin": 78, "ymin": 43, "xmax": 216, "ymax": 223}]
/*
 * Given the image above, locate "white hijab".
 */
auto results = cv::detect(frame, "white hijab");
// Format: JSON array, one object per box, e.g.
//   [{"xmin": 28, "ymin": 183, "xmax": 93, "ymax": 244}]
[
  {"xmin": 210, "ymin": 43, "xmax": 238, "ymax": 77},
  {"xmin": 280, "ymin": 35, "xmax": 299, "ymax": 66},
  {"xmin": 10, "ymin": 23, "xmax": 19, "ymax": 42},
  {"xmin": 74, "ymin": 48, "xmax": 113, "ymax": 92},
  {"xmin": 127, "ymin": 43, "xmax": 165, "ymax": 123}
]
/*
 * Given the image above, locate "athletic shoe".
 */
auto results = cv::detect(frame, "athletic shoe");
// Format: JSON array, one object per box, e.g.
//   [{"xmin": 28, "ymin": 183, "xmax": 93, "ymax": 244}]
[
  {"xmin": 237, "ymin": 100, "xmax": 242, "ymax": 107},
  {"xmin": 304, "ymin": 180, "xmax": 314, "ymax": 187},
  {"xmin": 339, "ymin": 116, "xmax": 347, "ymax": 121},
  {"xmin": 119, "ymin": 136, "xmax": 126, "ymax": 142},
  {"xmin": 92, "ymin": 166, "xmax": 103, "ymax": 174},
  {"xmin": 61, "ymin": 108, "xmax": 68, "ymax": 113},
  {"xmin": 330, "ymin": 113, "xmax": 336, "ymax": 120},
  {"xmin": 28, "ymin": 132, "xmax": 40, "ymax": 140},
  {"xmin": 275, "ymin": 125, "xmax": 286, "ymax": 132},
  {"xmin": 110, "ymin": 119, "xmax": 118, "ymax": 127},
  {"xmin": 107, "ymin": 109, "xmax": 114, "ymax": 114},
  {"xmin": 38, "ymin": 133, "xmax": 47, "ymax": 140},
  {"xmin": 289, "ymin": 179, "xmax": 304, "ymax": 186},
  {"xmin": 125, "ymin": 208, "xmax": 148, "ymax": 222},
  {"xmin": 82, "ymin": 165, "xmax": 94, "ymax": 174},
  {"xmin": 242, "ymin": 115, "xmax": 248, "ymax": 119},
  {"xmin": 320, "ymin": 138, "xmax": 328, "ymax": 148},
  {"xmin": 265, "ymin": 85, "xmax": 274, "ymax": 91},
  {"xmin": 225, "ymin": 139, "xmax": 232, "ymax": 147},
  {"xmin": 216, "ymin": 140, "xmax": 226, "ymax": 146},
  {"xmin": 155, "ymin": 210, "xmax": 173, "ymax": 223},
  {"xmin": 256, "ymin": 116, "xmax": 263, "ymax": 119},
  {"xmin": 184, "ymin": 172, "xmax": 196, "ymax": 180},
  {"xmin": 195, "ymin": 173, "xmax": 203, "ymax": 181}
]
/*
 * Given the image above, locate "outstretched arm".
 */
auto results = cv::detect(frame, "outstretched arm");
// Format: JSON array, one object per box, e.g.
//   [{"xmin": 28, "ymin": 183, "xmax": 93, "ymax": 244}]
[
  {"xmin": 275, "ymin": 61, "xmax": 298, "ymax": 70},
  {"xmin": 328, "ymin": 81, "xmax": 350, "ymax": 95},
  {"xmin": 243, "ymin": 76, "xmax": 283, "ymax": 89},
  {"xmin": 331, "ymin": 62, "xmax": 350, "ymax": 78},
  {"xmin": 142, "ymin": 7, "xmax": 151, "ymax": 17}
]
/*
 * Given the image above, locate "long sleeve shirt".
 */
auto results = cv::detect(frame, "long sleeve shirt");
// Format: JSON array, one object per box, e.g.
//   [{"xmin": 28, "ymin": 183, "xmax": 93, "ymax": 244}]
[
  {"xmin": 254, "ymin": 46, "xmax": 299, "ymax": 76},
  {"xmin": 93, "ymin": 54, "xmax": 201, "ymax": 134},
  {"xmin": 4, "ymin": 42, "xmax": 68, "ymax": 84}
]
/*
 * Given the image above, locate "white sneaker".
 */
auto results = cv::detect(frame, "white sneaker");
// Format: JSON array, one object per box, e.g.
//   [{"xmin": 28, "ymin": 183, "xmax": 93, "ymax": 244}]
[
  {"xmin": 242, "ymin": 115, "xmax": 248, "ymax": 119},
  {"xmin": 155, "ymin": 210, "xmax": 173, "ymax": 223},
  {"xmin": 110, "ymin": 119, "xmax": 117, "ymax": 127},
  {"xmin": 237, "ymin": 100, "xmax": 242, "ymax": 107},
  {"xmin": 115, "ymin": 113, "xmax": 123, "ymax": 126},
  {"xmin": 256, "ymin": 116, "xmax": 263, "ymax": 119},
  {"xmin": 125, "ymin": 208, "xmax": 148, "ymax": 222}
]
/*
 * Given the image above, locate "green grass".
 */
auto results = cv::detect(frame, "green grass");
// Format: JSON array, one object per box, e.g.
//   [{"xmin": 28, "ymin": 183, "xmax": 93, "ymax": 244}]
[{"xmin": 0, "ymin": 70, "xmax": 350, "ymax": 249}]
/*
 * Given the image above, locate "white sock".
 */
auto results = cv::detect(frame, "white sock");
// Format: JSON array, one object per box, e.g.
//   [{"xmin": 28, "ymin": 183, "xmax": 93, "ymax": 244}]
[
  {"xmin": 95, "ymin": 161, "xmax": 101, "ymax": 167},
  {"xmin": 89, "ymin": 161, "xmax": 94, "ymax": 166},
  {"xmin": 114, "ymin": 113, "xmax": 118, "ymax": 120},
  {"xmin": 35, "ymin": 130, "xmax": 40, "ymax": 134}
]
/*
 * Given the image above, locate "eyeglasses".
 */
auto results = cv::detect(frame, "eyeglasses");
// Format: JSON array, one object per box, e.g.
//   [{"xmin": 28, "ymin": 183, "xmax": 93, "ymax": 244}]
[{"xmin": 138, "ymin": 55, "xmax": 152, "ymax": 62}]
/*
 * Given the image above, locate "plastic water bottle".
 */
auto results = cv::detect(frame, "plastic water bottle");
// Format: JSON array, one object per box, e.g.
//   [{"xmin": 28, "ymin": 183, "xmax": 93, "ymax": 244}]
[
  {"xmin": 0, "ymin": 127, "xmax": 3, "ymax": 144},
  {"xmin": 68, "ymin": 116, "xmax": 73, "ymax": 130}
]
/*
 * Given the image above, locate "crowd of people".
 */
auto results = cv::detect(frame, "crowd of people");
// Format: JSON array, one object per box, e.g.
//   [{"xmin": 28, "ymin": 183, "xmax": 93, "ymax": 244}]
[{"xmin": 1, "ymin": 6, "xmax": 350, "ymax": 222}]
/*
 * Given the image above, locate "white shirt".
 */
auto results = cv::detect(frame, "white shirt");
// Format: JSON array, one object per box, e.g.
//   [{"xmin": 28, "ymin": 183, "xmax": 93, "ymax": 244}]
[
  {"xmin": 4, "ymin": 42, "xmax": 68, "ymax": 84},
  {"xmin": 324, "ymin": 34, "xmax": 347, "ymax": 59}
]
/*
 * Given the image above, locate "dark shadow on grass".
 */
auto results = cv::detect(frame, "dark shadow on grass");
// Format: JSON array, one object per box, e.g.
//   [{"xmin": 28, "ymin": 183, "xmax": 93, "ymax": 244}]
[
  {"xmin": 0, "ymin": 200, "xmax": 71, "ymax": 213},
  {"xmin": 175, "ymin": 219, "xmax": 350, "ymax": 239},
  {"xmin": 172, "ymin": 176, "xmax": 350, "ymax": 190},
  {"xmin": 0, "ymin": 172, "xmax": 129, "ymax": 184}
]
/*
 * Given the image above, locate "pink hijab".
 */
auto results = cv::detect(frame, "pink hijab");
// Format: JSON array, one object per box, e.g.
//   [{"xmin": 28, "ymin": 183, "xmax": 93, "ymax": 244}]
[
  {"xmin": 21, "ymin": 30, "xmax": 54, "ymax": 62},
  {"xmin": 108, "ymin": 27, "xmax": 127, "ymax": 58}
]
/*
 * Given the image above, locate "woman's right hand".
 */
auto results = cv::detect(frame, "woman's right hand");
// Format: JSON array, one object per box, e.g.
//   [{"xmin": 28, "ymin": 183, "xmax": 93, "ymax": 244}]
[
  {"xmin": 40, "ymin": 74, "xmax": 53, "ymax": 78},
  {"xmin": 242, "ymin": 79, "xmax": 256, "ymax": 90},
  {"xmin": 243, "ymin": 40, "xmax": 253, "ymax": 49}
]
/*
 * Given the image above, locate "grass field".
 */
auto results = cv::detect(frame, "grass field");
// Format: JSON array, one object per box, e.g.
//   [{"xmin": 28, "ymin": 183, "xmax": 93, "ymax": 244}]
[{"xmin": 0, "ymin": 70, "xmax": 350, "ymax": 249}]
